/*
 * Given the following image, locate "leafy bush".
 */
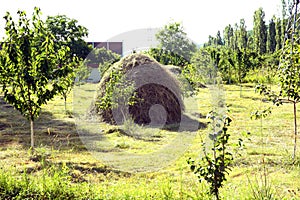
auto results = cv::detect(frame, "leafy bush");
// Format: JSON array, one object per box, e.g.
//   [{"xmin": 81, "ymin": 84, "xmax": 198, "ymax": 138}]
[{"xmin": 188, "ymin": 110, "xmax": 233, "ymax": 200}]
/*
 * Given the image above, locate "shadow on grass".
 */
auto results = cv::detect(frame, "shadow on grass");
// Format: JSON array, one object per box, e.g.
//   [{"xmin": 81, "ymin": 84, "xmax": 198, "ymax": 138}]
[
  {"xmin": 0, "ymin": 96, "xmax": 87, "ymax": 151},
  {"xmin": 102, "ymin": 113, "xmax": 207, "ymax": 143},
  {"xmin": 0, "ymin": 95, "xmax": 207, "ymax": 152},
  {"xmin": 242, "ymin": 95, "xmax": 269, "ymax": 102},
  {"xmin": 163, "ymin": 113, "xmax": 207, "ymax": 132},
  {"xmin": 23, "ymin": 159, "xmax": 132, "ymax": 182}
]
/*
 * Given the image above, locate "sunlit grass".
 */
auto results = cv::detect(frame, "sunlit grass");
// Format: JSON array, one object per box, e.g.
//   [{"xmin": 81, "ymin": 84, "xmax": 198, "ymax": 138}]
[{"xmin": 0, "ymin": 83, "xmax": 300, "ymax": 199}]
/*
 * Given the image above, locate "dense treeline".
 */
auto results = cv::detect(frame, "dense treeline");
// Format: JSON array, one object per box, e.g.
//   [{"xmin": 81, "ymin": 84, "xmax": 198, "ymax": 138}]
[
  {"xmin": 196, "ymin": 1, "xmax": 291, "ymax": 85},
  {"xmin": 205, "ymin": 9, "xmax": 283, "ymax": 54}
]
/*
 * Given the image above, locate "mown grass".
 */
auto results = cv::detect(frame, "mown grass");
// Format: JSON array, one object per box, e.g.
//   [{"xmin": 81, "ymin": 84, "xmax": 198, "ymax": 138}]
[{"xmin": 0, "ymin": 82, "xmax": 300, "ymax": 199}]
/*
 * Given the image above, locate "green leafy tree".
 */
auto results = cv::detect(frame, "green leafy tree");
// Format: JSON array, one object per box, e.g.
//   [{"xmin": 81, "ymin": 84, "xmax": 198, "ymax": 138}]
[
  {"xmin": 256, "ymin": 41, "xmax": 300, "ymax": 159},
  {"xmin": 234, "ymin": 49, "xmax": 257, "ymax": 84},
  {"xmin": 281, "ymin": 0, "xmax": 288, "ymax": 41},
  {"xmin": 234, "ymin": 49, "xmax": 258, "ymax": 96},
  {"xmin": 190, "ymin": 47, "xmax": 216, "ymax": 84},
  {"xmin": 59, "ymin": 57, "xmax": 79, "ymax": 112},
  {"xmin": 76, "ymin": 60, "xmax": 91, "ymax": 83},
  {"xmin": 276, "ymin": 17, "xmax": 282, "ymax": 51},
  {"xmin": 46, "ymin": 15, "xmax": 91, "ymax": 59},
  {"xmin": 253, "ymin": 8, "xmax": 267, "ymax": 54},
  {"xmin": 247, "ymin": 30, "xmax": 255, "ymax": 51},
  {"xmin": 216, "ymin": 47, "xmax": 235, "ymax": 84},
  {"xmin": 156, "ymin": 22, "xmax": 197, "ymax": 62},
  {"xmin": 237, "ymin": 19, "xmax": 248, "ymax": 50},
  {"xmin": 218, "ymin": 48, "xmax": 257, "ymax": 95},
  {"xmin": 223, "ymin": 24, "xmax": 234, "ymax": 48},
  {"xmin": 260, "ymin": 52, "xmax": 280, "ymax": 87},
  {"xmin": 147, "ymin": 47, "xmax": 189, "ymax": 67},
  {"xmin": 188, "ymin": 110, "xmax": 233, "ymax": 200},
  {"xmin": 204, "ymin": 35, "xmax": 215, "ymax": 47},
  {"xmin": 46, "ymin": 15, "xmax": 91, "ymax": 110},
  {"xmin": 215, "ymin": 31, "xmax": 223, "ymax": 46},
  {"xmin": 267, "ymin": 17, "xmax": 277, "ymax": 53},
  {"xmin": 192, "ymin": 46, "xmax": 236, "ymax": 84},
  {"xmin": 0, "ymin": 8, "xmax": 73, "ymax": 148},
  {"xmin": 87, "ymin": 47, "xmax": 120, "ymax": 75},
  {"xmin": 231, "ymin": 23, "xmax": 239, "ymax": 51},
  {"xmin": 279, "ymin": 42, "xmax": 300, "ymax": 159}
]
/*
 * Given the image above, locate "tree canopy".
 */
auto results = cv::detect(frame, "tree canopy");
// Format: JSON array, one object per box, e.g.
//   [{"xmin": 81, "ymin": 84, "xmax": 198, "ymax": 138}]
[
  {"xmin": 0, "ymin": 8, "xmax": 74, "ymax": 148},
  {"xmin": 46, "ymin": 15, "xmax": 91, "ymax": 59},
  {"xmin": 156, "ymin": 22, "xmax": 197, "ymax": 62}
]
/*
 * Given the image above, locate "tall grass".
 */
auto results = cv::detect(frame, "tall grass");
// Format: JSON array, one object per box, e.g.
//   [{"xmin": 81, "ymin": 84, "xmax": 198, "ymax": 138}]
[{"xmin": 0, "ymin": 163, "xmax": 101, "ymax": 200}]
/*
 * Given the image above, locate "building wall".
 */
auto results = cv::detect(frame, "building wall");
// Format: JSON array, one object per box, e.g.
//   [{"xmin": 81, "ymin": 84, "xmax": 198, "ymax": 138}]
[{"xmin": 87, "ymin": 42, "xmax": 123, "ymax": 56}]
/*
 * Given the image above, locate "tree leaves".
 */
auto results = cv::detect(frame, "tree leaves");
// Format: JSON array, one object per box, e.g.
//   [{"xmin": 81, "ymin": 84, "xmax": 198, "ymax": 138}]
[
  {"xmin": 46, "ymin": 15, "xmax": 90, "ymax": 59},
  {"xmin": 156, "ymin": 22, "xmax": 197, "ymax": 62},
  {"xmin": 188, "ymin": 111, "xmax": 234, "ymax": 199},
  {"xmin": 0, "ymin": 8, "xmax": 75, "ymax": 147}
]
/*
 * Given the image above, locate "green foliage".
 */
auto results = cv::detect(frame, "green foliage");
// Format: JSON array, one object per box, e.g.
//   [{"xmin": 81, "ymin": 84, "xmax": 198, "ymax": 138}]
[
  {"xmin": 156, "ymin": 22, "xmax": 197, "ymax": 62},
  {"xmin": 223, "ymin": 24, "xmax": 234, "ymax": 48},
  {"xmin": 0, "ymin": 8, "xmax": 73, "ymax": 147},
  {"xmin": 251, "ymin": 107, "xmax": 272, "ymax": 120},
  {"xmin": 98, "ymin": 70, "xmax": 122, "ymax": 111},
  {"xmin": 237, "ymin": 19, "xmax": 248, "ymax": 50},
  {"xmin": 46, "ymin": 15, "xmax": 92, "ymax": 109},
  {"xmin": 267, "ymin": 17, "xmax": 277, "ymax": 53},
  {"xmin": 192, "ymin": 46, "xmax": 258, "ymax": 85},
  {"xmin": 210, "ymin": 47, "xmax": 235, "ymax": 83},
  {"xmin": 76, "ymin": 60, "xmax": 91, "ymax": 83},
  {"xmin": 190, "ymin": 47, "xmax": 221, "ymax": 84},
  {"xmin": 87, "ymin": 47, "xmax": 120, "ymax": 76},
  {"xmin": 98, "ymin": 68, "xmax": 137, "ymax": 121},
  {"xmin": 180, "ymin": 64, "xmax": 203, "ymax": 96},
  {"xmin": 147, "ymin": 47, "xmax": 189, "ymax": 67},
  {"xmin": 231, "ymin": 48, "xmax": 258, "ymax": 84},
  {"xmin": 46, "ymin": 15, "xmax": 91, "ymax": 59},
  {"xmin": 253, "ymin": 8, "xmax": 267, "ymax": 55},
  {"xmin": 204, "ymin": 31, "xmax": 224, "ymax": 47},
  {"xmin": 192, "ymin": 47, "xmax": 224, "ymax": 84},
  {"xmin": 188, "ymin": 111, "xmax": 233, "ymax": 200},
  {"xmin": 215, "ymin": 31, "xmax": 224, "ymax": 46},
  {"xmin": 202, "ymin": 5, "xmax": 287, "ymax": 86},
  {"xmin": 275, "ymin": 17, "xmax": 282, "ymax": 51},
  {"xmin": 58, "ymin": 56, "xmax": 80, "ymax": 112},
  {"xmin": 0, "ymin": 164, "xmax": 98, "ymax": 200},
  {"xmin": 256, "ymin": 41, "xmax": 300, "ymax": 105},
  {"xmin": 261, "ymin": 52, "xmax": 280, "ymax": 84},
  {"xmin": 256, "ymin": 40, "xmax": 300, "ymax": 159},
  {"xmin": 111, "ymin": 76, "xmax": 137, "ymax": 121},
  {"xmin": 279, "ymin": 42, "xmax": 300, "ymax": 102}
]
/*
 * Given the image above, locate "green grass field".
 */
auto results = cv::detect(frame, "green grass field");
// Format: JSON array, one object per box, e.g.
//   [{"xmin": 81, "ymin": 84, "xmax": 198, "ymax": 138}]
[{"xmin": 0, "ymin": 83, "xmax": 300, "ymax": 199}]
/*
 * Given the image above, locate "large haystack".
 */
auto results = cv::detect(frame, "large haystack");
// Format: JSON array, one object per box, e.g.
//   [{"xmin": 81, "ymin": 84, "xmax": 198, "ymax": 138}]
[{"xmin": 91, "ymin": 53, "xmax": 184, "ymax": 127}]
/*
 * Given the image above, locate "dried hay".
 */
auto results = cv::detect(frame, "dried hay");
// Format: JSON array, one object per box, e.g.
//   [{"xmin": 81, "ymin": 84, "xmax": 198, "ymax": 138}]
[{"xmin": 90, "ymin": 53, "xmax": 184, "ymax": 126}]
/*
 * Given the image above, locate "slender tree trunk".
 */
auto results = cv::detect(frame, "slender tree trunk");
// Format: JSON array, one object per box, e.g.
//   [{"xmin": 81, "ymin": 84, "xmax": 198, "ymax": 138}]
[
  {"xmin": 293, "ymin": 102, "xmax": 297, "ymax": 160},
  {"xmin": 213, "ymin": 147, "xmax": 219, "ymax": 200},
  {"xmin": 212, "ymin": 118, "xmax": 219, "ymax": 200},
  {"xmin": 27, "ymin": 84, "xmax": 34, "ymax": 150},
  {"xmin": 64, "ymin": 94, "xmax": 67, "ymax": 113},
  {"xmin": 240, "ymin": 82, "xmax": 243, "ymax": 98},
  {"xmin": 216, "ymin": 191, "xmax": 219, "ymax": 200},
  {"xmin": 229, "ymin": 67, "xmax": 232, "ymax": 84},
  {"xmin": 30, "ymin": 119, "xmax": 34, "ymax": 149}
]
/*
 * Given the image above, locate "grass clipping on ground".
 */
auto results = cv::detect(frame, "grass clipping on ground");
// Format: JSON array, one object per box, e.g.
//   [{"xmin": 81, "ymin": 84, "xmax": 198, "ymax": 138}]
[{"xmin": 90, "ymin": 53, "xmax": 184, "ymax": 127}]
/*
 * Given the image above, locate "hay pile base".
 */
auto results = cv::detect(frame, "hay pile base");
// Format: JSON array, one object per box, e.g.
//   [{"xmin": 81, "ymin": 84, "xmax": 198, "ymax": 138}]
[{"xmin": 90, "ymin": 53, "xmax": 184, "ymax": 127}]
